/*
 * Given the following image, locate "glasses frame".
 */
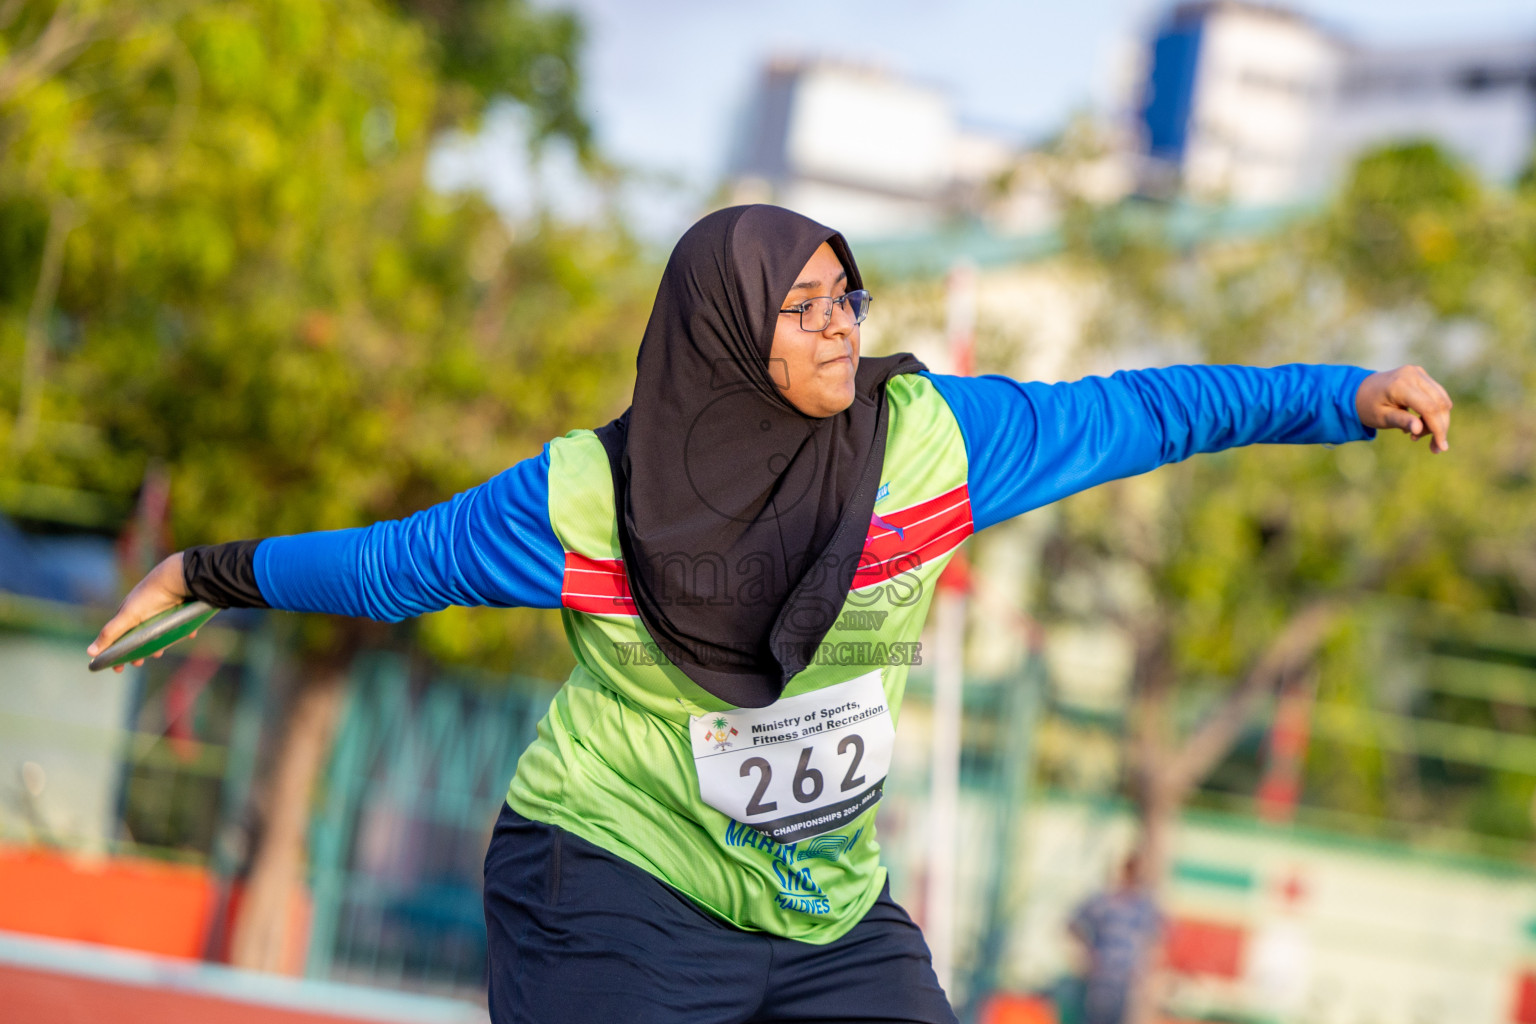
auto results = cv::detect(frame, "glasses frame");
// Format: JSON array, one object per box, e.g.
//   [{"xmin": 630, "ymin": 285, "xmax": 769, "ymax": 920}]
[{"xmin": 778, "ymin": 289, "xmax": 873, "ymax": 333}]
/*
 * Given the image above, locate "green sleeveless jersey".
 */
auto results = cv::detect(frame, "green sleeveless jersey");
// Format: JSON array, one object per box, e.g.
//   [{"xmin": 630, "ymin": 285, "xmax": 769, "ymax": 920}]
[{"xmin": 505, "ymin": 373, "xmax": 972, "ymax": 944}]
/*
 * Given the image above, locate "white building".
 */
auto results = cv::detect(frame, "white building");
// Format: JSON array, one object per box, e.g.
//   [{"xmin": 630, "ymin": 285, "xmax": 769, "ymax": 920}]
[
  {"xmin": 725, "ymin": 58, "xmax": 1053, "ymax": 239},
  {"xmin": 726, "ymin": 58, "xmax": 959, "ymax": 237},
  {"xmin": 1318, "ymin": 37, "xmax": 1536, "ymax": 189},
  {"xmin": 1136, "ymin": 1, "xmax": 1536, "ymax": 203},
  {"xmin": 1138, "ymin": 2, "xmax": 1340, "ymax": 203}
]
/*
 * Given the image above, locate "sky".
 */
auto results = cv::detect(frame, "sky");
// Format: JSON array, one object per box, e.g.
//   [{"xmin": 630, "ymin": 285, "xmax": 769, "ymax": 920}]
[{"xmin": 508, "ymin": 0, "xmax": 1536, "ymax": 238}]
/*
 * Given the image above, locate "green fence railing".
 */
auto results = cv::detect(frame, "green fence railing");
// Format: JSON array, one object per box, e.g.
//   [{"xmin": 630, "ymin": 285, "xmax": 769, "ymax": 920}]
[{"xmin": 305, "ymin": 653, "xmax": 556, "ymax": 995}]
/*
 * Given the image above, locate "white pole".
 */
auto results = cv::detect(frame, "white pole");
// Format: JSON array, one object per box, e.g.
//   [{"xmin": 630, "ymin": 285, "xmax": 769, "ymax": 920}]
[
  {"xmin": 926, "ymin": 585, "xmax": 965, "ymax": 994},
  {"xmin": 925, "ymin": 261, "xmax": 976, "ymax": 996}
]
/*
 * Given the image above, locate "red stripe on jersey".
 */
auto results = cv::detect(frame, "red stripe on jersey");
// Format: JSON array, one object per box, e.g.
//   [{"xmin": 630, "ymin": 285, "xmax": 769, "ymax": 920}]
[
  {"xmin": 562, "ymin": 552, "xmax": 639, "ymax": 616},
  {"xmin": 562, "ymin": 484, "xmax": 972, "ymax": 611},
  {"xmin": 852, "ymin": 484, "xmax": 973, "ymax": 590}
]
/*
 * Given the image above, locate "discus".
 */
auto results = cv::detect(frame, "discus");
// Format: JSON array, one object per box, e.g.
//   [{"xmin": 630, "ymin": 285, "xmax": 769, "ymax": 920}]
[{"xmin": 89, "ymin": 600, "xmax": 218, "ymax": 672}]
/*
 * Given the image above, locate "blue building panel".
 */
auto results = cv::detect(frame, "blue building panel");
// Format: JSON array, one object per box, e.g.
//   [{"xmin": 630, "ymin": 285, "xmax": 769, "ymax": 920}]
[{"xmin": 1141, "ymin": 21, "xmax": 1204, "ymax": 162}]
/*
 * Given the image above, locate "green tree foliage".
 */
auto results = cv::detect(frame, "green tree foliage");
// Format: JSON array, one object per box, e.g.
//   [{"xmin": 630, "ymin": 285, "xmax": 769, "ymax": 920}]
[
  {"xmin": 0, "ymin": 0, "xmax": 651, "ymax": 674},
  {"xmin": 1045, "ymin": 143, "xmax": 1536, "ymax": 850},
  {"xmin": 391, "ymin": 0, "xmax": 589, "ymax": 151},
  {"xmin": 0, "ymin": 0, "xmax": 651, "ymax": 973}
]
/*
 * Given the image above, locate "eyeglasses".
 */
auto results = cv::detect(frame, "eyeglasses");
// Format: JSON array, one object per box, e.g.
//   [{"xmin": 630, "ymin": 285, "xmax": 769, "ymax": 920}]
[{"xmin": 778, "ymin": 289, "xmax": 872, "ymax": 332}]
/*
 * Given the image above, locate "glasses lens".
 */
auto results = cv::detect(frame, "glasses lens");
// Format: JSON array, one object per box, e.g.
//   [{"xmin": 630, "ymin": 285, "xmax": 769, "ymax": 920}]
[
  {"xmin": 800, "ymin": 296, "xmax": 832, "ymax": 331},
  {"xmin": 847, "ymin": 290, "xmax": 871, "ymax": 324}
]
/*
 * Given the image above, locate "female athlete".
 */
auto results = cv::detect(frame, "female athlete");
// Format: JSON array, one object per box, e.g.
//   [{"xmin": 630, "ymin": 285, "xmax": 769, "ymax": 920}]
[{"xmin": 90, "ymin": 204, "xmax": 1452, "ymax": 1024}]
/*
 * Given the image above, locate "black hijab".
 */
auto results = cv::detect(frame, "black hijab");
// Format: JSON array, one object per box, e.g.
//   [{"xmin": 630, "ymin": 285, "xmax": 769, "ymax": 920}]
[{"xmin": 594, "ymin": 205, "xmax": 926, "ymax": 708}]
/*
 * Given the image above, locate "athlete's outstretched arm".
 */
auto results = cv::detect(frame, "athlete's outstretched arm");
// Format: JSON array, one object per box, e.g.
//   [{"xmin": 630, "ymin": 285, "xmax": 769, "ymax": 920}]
[
  {"xmin": 921, "ymin": 363, "xmax": 1451, "ymax": 533},
  {"xmin": 252, "ymin": 446, "xmax": 564, "ymax": 618},
  {"xmin": 89, "ymin": 445, "xmax": 565, "ymax": 665}
]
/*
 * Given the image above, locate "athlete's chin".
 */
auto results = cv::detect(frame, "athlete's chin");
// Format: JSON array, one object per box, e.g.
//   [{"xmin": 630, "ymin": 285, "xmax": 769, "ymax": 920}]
[{"xmin": 809, "ymin": 383, "xmax": 857, "ymax": 417}]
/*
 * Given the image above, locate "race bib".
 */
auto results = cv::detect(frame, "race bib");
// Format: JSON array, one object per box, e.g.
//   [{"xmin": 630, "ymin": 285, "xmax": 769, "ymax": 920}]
[{"xmin": 690, "ymin": 669, "xmax": 895, "ymax": 844}]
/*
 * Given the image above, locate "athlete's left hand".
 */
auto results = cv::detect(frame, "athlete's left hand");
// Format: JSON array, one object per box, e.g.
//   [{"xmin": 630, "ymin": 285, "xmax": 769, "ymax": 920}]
[{"xmin": 1355, "ymin": 365, "xmax": 1453, "ymax": 454}]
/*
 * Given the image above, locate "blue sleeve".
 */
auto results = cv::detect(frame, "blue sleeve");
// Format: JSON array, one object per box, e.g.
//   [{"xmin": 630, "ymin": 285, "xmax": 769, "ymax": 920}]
[
  {"xmin": 921, "ymin": 364, "xmax": 1375, "ymax": 533},
  {"xmin": 252, "ymin": 445, "xmax": 564, "ymax": 618}
]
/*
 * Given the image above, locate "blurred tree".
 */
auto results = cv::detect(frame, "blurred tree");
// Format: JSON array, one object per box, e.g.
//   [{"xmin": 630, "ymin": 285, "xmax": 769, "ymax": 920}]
[
  {"xmin": 1046, "ymin": 143, "xmax": 1536, "ymax": 1024},
  {"xmin": 0, "ymin": 0, "xmax": 650, "ymax": 972},
  {"xmin": 390, "ymin": 0, "xmax": 589, "ymax": 152}
]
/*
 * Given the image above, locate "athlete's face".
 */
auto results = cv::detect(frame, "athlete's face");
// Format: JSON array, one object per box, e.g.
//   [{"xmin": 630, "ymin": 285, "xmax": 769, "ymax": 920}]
[{"xmin": 768, "ymin": 242, "xmax": 860, "ymax": 418}]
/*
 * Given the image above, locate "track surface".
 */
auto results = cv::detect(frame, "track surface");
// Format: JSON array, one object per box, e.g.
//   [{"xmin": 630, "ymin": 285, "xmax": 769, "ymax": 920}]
[{"xmin": 0, "ymin": 962, "xmax": 387, "ymax": 1024}]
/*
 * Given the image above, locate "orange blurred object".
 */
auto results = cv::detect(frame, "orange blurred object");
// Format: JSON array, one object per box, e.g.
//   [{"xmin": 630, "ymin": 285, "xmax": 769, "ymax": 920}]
[
  {"xmin": 1164, "ymin": 917, "xmax": 1247, "ymax": 978},
  {"xmin": 0, "ymin": 846, "xmax": 216, "ymax": 959},
  {"xmin": 937, "ymin": 549, "xmax": 971, "ymax": 594},
  {"xmin": 0, "ymin": 845, "xmax": 309, "ymax": 973},
  {"xmin": 976, "ymin": 992, "xmax": 1056, "ymax": 1024},
  {"xmin": 1513, "ymin": 971, "xmax": 1536, "ymax": 1024}
]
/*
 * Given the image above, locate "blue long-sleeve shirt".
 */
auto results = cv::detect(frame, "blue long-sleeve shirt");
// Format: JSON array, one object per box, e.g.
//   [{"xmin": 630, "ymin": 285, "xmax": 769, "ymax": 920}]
[{"xmin": 253, "ymin": 363, "xmax": 1375, "ymax": 617}]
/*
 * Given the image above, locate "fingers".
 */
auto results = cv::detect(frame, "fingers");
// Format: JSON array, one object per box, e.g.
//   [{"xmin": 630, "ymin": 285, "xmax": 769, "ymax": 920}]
[
  {"xmin": 1379, "ymin": 406, "xmax": 1423, "ymax": 438},
  {"xmin": 1393, "ymin": 366, "xmax": 1452, "ymax": 454},
  {"xmin": 87, "ymin": 553, "xmax": 191, "ymax": 660},
  {"xmin": 1375, "ymin": 365, "xmax": 1452, "ymax": 454},
  {"xmin": 89, "ymin": 606, "xmax": 141, "ymax": 657},
  {"xmin": 1420, "ymin": 396, "xmax": 1451, "ymax": 454}
]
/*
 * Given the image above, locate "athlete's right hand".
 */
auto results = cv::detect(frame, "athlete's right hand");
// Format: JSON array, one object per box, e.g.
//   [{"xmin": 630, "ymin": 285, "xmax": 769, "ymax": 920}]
[
  {"xmin": 1355, "ymin": 365, "xmax": 1453, "ymax": 453},
  {"xmin": 88, "ymin": 552, "xmax": 192, "ymax": 672}
]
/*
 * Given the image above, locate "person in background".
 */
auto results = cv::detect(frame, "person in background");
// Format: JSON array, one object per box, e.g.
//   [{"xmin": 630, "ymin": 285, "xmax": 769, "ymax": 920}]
[{"xmin": 1069, "ymin": 853, "xmax": 1166, "ymax": 1024}]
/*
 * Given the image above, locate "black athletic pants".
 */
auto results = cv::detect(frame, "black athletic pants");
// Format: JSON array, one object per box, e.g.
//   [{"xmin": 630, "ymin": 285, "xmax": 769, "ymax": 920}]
[{"xmin": 483, "ymin": 802, "xmax": 957, "ymax": 1024}]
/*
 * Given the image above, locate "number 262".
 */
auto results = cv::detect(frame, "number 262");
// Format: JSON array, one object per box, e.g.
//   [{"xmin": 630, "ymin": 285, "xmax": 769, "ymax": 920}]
[{"xmin": 740, "ymin": 735, "xmax": 866, "ymax": 816}]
